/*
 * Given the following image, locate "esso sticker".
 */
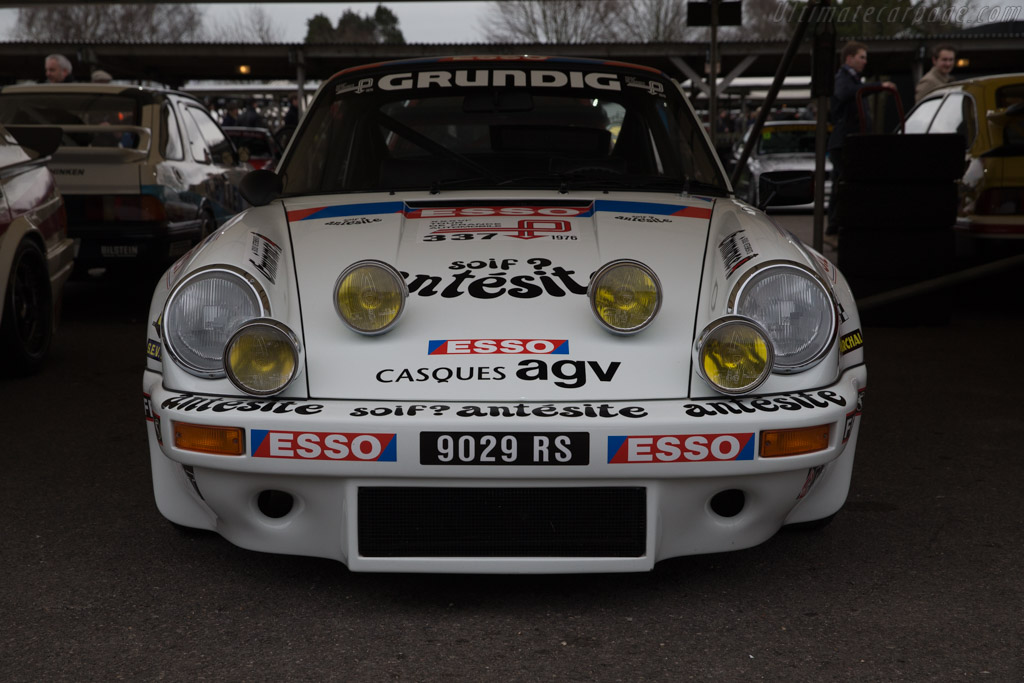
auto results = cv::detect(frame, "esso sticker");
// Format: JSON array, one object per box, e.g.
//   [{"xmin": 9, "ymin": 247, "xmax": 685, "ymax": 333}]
[
  {"xmin": 429, "ymin": 339, "xmax": 569, "ymax": 355},
  {"xmin": 405, "ymin": 205, "xmax": 591, "ymax": 219},
  {"xmin": 252, "ymin": 430, "xmax": 397, "ymax": 461},
  {"xmin": 607, "ymin": 433, "xmax": 755, "ymax": 463}
]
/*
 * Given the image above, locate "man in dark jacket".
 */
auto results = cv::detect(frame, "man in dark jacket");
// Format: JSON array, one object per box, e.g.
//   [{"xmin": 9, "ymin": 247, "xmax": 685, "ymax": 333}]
[{"xmin": 827, "ymin": 41, "xmax": 896, "ymax": 235}]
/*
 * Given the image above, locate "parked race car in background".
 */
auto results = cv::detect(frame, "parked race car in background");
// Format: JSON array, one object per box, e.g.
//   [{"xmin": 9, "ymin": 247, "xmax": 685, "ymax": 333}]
[
  {"xmin": 223, "ymin": 126, "xmax": 282, "ymax": 171},
  {"xmin": 732, "ymin": 120, "xmax": 832, "ymax": 210},
  {"xmin": 143, "ymin": 56, "xmax": 867, "ymax": 573},
  {"xmin": 0, "ymin": 122, "xmax": 73, "ymax": 375},
  {"xmin": 904, "ymin": 72, "xmax": 1024, "ymax": 237},
  {"xmin": 0, "ymin": 84, "xmax": 249, "ymax": 274}
]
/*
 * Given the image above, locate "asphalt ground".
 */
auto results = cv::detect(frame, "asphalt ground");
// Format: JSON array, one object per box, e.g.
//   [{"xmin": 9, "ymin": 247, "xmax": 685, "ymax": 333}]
[{"xmin": 1, "ymin": 214, "xmax": 1022, "ymax": 681}]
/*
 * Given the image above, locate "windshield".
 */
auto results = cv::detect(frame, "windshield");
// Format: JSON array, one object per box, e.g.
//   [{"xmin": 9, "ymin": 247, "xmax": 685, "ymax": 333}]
[
  {"xmin": 756, "ymin": 125, "xmax": 819, "ymax": 155},
  {"xmin": 279, "ymin": 61, "xmax": 727, "ymax": 195}
]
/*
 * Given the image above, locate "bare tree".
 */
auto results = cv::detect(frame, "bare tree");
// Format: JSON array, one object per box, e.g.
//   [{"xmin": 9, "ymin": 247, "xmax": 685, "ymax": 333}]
[
  {"xmin": 619, "ymin": 0, "xmax": 689, "ymax": 42},
  {"xmin": 480, "ymin": 0, "xmax": 623, "ymax": 44},
  {"xmin": 481, "ymin": 0, "xmax": 791, "ymax": 44},
  {"xmin": 15, "ymin": 3, "xmax": 206, "ymax": 42},
  {"xmin": 215, "ymin": 5, "xmax": 284, "ymax": 43}
]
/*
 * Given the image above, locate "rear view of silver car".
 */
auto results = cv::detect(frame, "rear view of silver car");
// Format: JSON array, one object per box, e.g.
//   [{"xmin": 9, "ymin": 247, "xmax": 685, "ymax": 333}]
[{"xmin": 0, "ymin": 84, "xmax": 249, "ymax": 274}]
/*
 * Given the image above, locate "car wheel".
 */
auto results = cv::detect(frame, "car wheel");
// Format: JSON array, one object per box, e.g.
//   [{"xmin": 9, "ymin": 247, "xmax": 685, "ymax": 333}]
[{"xmin": 0, "ymin": 239, "xmax": 53, "ymax": 376}]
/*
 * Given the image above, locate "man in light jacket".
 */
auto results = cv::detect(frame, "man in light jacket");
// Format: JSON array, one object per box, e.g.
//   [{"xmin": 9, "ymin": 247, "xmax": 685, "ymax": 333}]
[{"xmin": 915, "ymin": 45, "xmax": 957, "ymax": 103}]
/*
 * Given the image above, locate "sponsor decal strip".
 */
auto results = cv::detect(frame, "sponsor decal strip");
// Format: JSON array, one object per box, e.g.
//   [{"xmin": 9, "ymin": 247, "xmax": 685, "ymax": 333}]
[
  {"xmin": 252, "ymin": 430, "xmax": 397, "ymax": 461},
  {"xmin": 249, "ymin": 232, "xmax": 282, "ymax": 284},
  {"xmin": 608, "ymin": 433, "xmax": 755, "ymax": 463},
  {"xmin": 289, "ymin": 200, "xmax": 712, "ymax": 223},
  {"xmin": 286, "ymin": 201, "xmax": 405, "ymax": 222},
  {"xmin": 594, "ymin": 200, "xmax": 712, "ymax": 219},
  {"xmin": 350, "ymin": 403, "xmax": 647, "ymax": 419},
  {"xmin": 839, "ymin": 329, "xmax": 864, "ymax": 355},
  {"xmin": 683, "ymin": 390, "xmax": 847, "ymax": 417}
]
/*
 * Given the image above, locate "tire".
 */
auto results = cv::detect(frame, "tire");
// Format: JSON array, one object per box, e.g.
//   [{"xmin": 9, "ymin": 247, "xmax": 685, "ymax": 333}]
[
  {"xmin": 842, "ymin": 133, "xmax": 966, "ymax": 183},
  {"xmin": 836, "ymin": 181, "xmax": 958, "ymax": 232},
  {"xmin": 0, "ymin": 239, "xmax": 53, "ymax": 376}
]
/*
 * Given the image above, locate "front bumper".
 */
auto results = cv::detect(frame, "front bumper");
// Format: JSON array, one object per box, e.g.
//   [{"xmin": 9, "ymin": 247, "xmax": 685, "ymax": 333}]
[{"xmin": 143, "ymin": 365, "xmax": 866, "ymax": 573}]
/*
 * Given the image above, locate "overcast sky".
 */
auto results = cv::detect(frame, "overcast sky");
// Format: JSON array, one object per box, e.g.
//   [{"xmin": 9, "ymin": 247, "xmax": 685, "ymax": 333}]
[
  {"xmin": 0, "ymin": 3, "xmax": 491, "ymax": 43},
  {"xmin": 200, "ymin": 2, "xmax": 490, "ymax": 43}
]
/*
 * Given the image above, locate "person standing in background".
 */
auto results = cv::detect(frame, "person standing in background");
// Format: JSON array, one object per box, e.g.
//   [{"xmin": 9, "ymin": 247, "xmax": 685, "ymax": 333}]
[
  {"xmin": 44, "ymin": 54, "xmax": 74, "ymax": 83},
  {"xmin": 915, "ymin": 45, "xmax": 957, "ymax": 103},
  {"xmin": 827, "ymin": 41, "xmax": 896, "ymax": 235}
]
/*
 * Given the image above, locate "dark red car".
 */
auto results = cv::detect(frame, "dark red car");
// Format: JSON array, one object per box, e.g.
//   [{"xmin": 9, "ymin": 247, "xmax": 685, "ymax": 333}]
[
  {"xmin": 0, "ymin": 123, "xmax": 74, "ymax": 375},
  {"xmin": 223, "ymin": 126, "xmax": 282, "ymax": 171}
]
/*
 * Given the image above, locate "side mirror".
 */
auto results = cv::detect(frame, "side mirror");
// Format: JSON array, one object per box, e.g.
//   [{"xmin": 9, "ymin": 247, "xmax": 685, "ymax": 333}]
[
  {"xmin": 240, "ymin": 169, "xmax": 283, "ymax": 206},
  {"xmin": 759, "ymin": 171, "xmax": 815, "ymax": 209}
]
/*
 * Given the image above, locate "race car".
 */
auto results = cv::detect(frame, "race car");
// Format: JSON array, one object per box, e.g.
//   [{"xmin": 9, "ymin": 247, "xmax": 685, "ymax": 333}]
[
  {"xmin": 142, "ymin": 56, "xmax": 866, "ymax": 573},
  {"xmin": 0, "ymin": 83, "xmax": 249, "ymax": 274}
]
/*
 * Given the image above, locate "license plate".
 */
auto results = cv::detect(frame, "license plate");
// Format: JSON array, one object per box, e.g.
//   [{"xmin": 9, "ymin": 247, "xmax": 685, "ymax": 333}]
[
  {"xmin": 420, "ymin": 432, "xmax": 589, "ymax": 466},
  {"xmin": 101, "ymin": 245, "xmax": 138, "ymax": 258}
]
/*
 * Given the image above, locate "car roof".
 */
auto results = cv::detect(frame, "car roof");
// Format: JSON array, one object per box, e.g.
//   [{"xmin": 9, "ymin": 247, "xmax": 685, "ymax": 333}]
[
  {"xmin": 933, "ymin": 72, "xmax": 1024, "ymax": 92},
  {"xmin": 1, "ymin": 82, "xmax": 179, "ymax": 96}
]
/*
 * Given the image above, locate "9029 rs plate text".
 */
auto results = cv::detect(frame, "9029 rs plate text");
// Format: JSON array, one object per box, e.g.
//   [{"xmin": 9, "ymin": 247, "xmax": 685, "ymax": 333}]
[{"xmin": 420, "ymin": 432, "xmax": 589, "ymax": 465}]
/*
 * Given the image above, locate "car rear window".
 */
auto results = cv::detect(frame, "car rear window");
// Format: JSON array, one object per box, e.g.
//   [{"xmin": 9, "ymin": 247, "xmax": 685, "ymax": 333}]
[
  {"xmin": 228, "ymin": 132, "xmax": 274, "ymax": 157},
  {"xmin": 995, "ymin": 84, "xmax": 1024, "ymax": 109},
  {"xmin": 0, "ymin": 93, "xmax": 142, "ymax": 148}
]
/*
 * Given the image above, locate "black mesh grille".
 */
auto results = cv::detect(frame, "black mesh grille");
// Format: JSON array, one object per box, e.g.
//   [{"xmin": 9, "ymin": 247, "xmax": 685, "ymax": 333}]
[{"xmin": 358, "ymin": 487, "xmax": 646, "ymax": 558}]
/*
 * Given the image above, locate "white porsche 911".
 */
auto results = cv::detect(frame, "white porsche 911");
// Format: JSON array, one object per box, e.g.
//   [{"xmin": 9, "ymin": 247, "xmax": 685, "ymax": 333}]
[{"xmin": 142, "ymin": 56, "xmax": 866, "ymax": 573}]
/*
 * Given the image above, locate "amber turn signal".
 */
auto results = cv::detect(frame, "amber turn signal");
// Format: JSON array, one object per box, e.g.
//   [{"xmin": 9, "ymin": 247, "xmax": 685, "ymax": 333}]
[
  {"xmin": 173, "ymin": 421, "xmax": 245, "ymax": 456},
  {"xmin": 760, "ymin": 424, "xmax": 830, "ymax": 458}
]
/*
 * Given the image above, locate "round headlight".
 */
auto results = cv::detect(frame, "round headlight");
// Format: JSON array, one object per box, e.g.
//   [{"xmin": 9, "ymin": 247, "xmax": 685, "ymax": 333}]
[
  {"xmin": 695, "ymin": 316, "xmax": 774, "ymax": 394},
  {"xmin": 225, "ymin": 319, "xmax": 300, "ymax": 396},
  {"xmin": 733, "ymin": 264, "xmax": 837, "ymax": 372},
  {"xmin": 334, "ymin": 260, "xmax": 408, "ymax": 335},
  {"xmin": 588, "ymin": 259, "xmax": 662, "ymax": 334},
  {"xmin": 163, "ymin": 267, "xmax": 266, "ymax": 377}
]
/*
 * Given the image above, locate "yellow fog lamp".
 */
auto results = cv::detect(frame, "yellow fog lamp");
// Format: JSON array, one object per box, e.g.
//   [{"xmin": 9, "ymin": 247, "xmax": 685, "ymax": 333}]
[
  {"xmin": 694, "ymin": 316, "xmax": 774, "ymax": 394},
  {"xmin": 224, "ymin": 319, "xmax": 301, "ymax": 396},
  {"xmin": 761, "ymin": 424, "xmax": 830, "ymax": 458},
  {"xmin": 588, "ymin": 259, "xmax": 662, "ymax": 334},
  {"xmin": 334, "ymin": 260, "xmax": 408, "ymax": 335},
  {"xmin": 174, "ymin": 421, "xmax": 245, "ymax": 456}
]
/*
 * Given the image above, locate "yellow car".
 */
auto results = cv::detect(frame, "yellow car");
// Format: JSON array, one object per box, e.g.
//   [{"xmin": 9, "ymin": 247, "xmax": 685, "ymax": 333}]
[{"xmin": 904, "ymin": 73, "xmax": 1024, "ymax": 237}]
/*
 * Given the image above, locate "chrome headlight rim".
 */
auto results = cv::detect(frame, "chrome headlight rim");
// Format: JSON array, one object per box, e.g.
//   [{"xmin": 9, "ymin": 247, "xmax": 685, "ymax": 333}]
[
  {"xmin": 333, "ymin": 259, "xmax": 409, "ymax": 336},
  {"xmin": 224, "ymin": 318, "xmax": 302, "ymax": 397},
  {"xmin": 694, "ymin": 315, "xmax": 776, "ymax": 395},
  {"xmin": 728, "ymin": 260, "xmax": 838, "ymax": 374},
  {"xmin": 162, "ymin": 264, "xmax": 270, "ymax": 379},
  {"xmin": 587, "ymin": 258, "xmax": 663, "ymax": 335}
]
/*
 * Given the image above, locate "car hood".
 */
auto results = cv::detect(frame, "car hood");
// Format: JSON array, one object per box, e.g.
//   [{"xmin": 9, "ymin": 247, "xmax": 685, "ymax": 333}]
[{"xmin": 283, "ymin": 193, "xmax": 717, "ymax": 401}]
